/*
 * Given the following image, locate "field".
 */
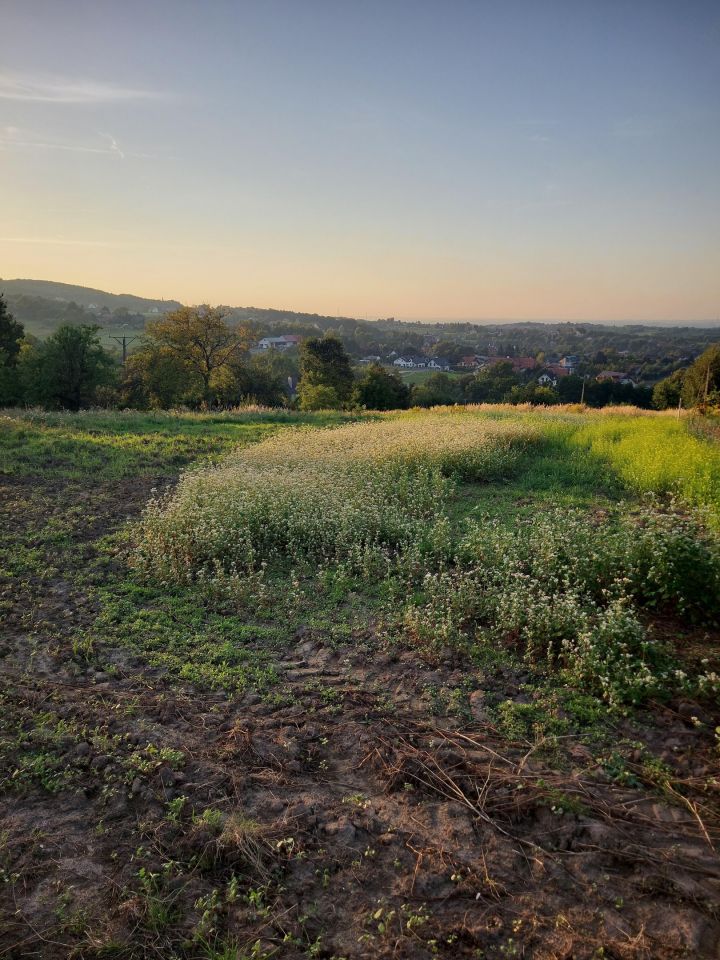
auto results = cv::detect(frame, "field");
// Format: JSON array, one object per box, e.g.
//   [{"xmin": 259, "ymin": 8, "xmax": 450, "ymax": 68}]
[
  {"xmin": 393, "ymin": 367, "xmax": 464, "ymax": 385},
  {"xmin": 1, "ymin": 405, "xmax": 720, "ymax": 959}
]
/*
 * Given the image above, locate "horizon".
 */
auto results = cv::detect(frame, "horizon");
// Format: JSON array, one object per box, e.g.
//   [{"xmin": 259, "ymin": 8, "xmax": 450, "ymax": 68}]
[
  {"xmin": 4, "ymin": 276, "xmax": 720, "ymax": 329},
  {"xmin": 2, "ymin": 1, "xmax": 719, "ymax": 321}
]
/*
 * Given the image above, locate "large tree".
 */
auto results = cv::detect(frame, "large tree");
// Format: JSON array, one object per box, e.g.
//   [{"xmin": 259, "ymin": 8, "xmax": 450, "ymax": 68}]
[
  {"xmin": 20, "ymin": 324, "xmax": 116, "ymax": 410},
  {"xmin": 681, "ymin": 344, "xmax": 720, "ymax": 409},
  {"xmin": 145, "ymin": 306, "xmax": 252, "ymax": 401},
  {"xmin": 0, "ymin": 294, "xmax": 24, "ymax": 365},
  {"xmin": 298, "ymin": 335, "xmax": 353, "ymax": 409},
  {"xmin": 120, "ymin": 346, "xmax": 202, "ymax": 409},
  {"xmin": 352, "ymin": 364, "xmax": 410, "ymax": 410},
  {"xmin": 0, "ymin": 295, "xmax": 25, "ymax": 404},
  {"xmin": 652, "ymin": 369, "xmax": 685, "ymax": 410}
]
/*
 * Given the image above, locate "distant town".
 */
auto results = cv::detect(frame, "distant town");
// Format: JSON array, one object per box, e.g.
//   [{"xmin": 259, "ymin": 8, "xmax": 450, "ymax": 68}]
[{"xmin": 2, "ymin": 277, "xmax": 718, "ymax": 410}]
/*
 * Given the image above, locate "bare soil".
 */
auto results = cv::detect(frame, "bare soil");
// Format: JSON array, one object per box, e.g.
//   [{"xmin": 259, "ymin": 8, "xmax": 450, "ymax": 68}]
[{"xmin": 1, "ymin": 473, "xmax": 719, "ymax": 959}]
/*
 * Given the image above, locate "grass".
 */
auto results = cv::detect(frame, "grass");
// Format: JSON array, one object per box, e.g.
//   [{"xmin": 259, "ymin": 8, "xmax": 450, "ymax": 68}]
[
  {"xmin": 395, "ymin": 368, "xmax": 463, "ymax": 385},
  {"xmin": 2, "ymin": 403, "xmax": 719, "ymax": 958},
  {"xmin": 0, "ymin": 407, "xmax": 361, "ymax": 480},
  {"xmin": 132, "ymin": 404, "xmax": 720, "ymax": 709},
  {"xmin": 568, "ymin": 412, "xmax": 720, "ymax": 527}
]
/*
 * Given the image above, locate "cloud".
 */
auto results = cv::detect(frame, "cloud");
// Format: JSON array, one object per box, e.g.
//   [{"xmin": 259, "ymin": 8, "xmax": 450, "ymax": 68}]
[
  {"xmin": 100, "ymin": 133, "xmax": 125, "ymax": 159},
  {"xmin": 0, "ymin": 126, "xmax": 152, "ymax": 159},
  {"xmin": 0, "ymin": 71, "xmax": 165, "ymax": 104}
]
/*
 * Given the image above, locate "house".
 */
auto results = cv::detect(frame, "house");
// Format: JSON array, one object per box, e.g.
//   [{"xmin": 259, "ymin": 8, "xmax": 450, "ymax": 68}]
[
  {"xmin": 596, "ymin": 370, "xmax": 636, "ymax": 386},
  {"xmin": 459, "ymin": 355, "xmax": 480, "ymax": 368},
  {"xmin": 546, "ymin": 363, "xmax": 570, "ymax": 379},
  {"xmin": 537, "ymin": 372, "xmax": 557, "ymax": 387},
  {"xmin": 426, "ymin": 357, "xmax": 451, "ymax": 371},
  {"xmin": 358, "ymin": 355, "xmax": 382, "ymax": 364},
  {"xmin": 393, "ymin": 356, "xmax": 427, "ymax": 369},
  {"xmin": 559, "ymin": 355, "xmax": 580, "ymax": 373},
  {"xmin": 510, "ymin": 356, "xmax": 538, "ymax": 373},
  {"xmin": 257, "ymin": 335, "xmax": 302, "ymax": 351}
]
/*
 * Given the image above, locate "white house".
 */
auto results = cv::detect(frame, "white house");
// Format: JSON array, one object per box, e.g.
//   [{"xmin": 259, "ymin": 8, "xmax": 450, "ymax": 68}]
[
  {"xmin": 426, "ymin": 357, "xmax": 451, "ymax": 371},
  {"xmin": 393, "ymin": 356, "xmax": 427, "ymax": 369},
  {"xmin": 257, "ymin": 335, "xmax": 302, "ymax": 351}
]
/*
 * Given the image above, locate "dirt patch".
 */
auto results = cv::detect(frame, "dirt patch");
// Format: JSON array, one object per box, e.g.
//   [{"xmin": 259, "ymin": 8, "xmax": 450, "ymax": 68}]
[{"xmin": 1, "ymin": 475, "xmax": 719, "ymax": 958}]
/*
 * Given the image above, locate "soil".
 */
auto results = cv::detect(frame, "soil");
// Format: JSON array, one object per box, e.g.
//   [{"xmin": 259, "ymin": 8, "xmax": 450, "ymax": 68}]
[{"xmin": 1, "ymin": 473, "xmax": 719, "ymax": 959}]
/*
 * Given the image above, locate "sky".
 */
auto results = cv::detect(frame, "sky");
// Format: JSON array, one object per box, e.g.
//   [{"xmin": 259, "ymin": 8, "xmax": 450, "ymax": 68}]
[{"xmin": 1, "ymin": 0, "xmax": 719, "ymax": 322}]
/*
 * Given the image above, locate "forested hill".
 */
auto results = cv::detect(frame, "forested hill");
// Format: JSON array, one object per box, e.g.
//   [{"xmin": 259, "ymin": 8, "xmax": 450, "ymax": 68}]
[
  {"xmin": 2, "ymin": 279, "xmax": 719, "ymax": 376},
  {"xmin": 0, "ymin": 278, "xmax": 182, "ymax": 314}
]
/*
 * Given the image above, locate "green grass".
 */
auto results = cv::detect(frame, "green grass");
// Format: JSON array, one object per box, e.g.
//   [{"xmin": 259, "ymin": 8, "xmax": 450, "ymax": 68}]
[
  {"xmin": 0, "ymin": 407, "xmax": 360, "ymax": 480},
  {"xmin": 3, "ymin": 404, "xmax": 719, "ymax": 713},
  {"xmin": 395, "ymin": 368, "xmax": 463, "ymax": 385},
  {"xmin": 568, "ymin": 413, "xmax": 720, "ymax": 527}
]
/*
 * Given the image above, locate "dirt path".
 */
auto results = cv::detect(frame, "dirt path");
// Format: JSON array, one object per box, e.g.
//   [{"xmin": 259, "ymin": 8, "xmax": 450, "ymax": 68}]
[{"xmin": 1, "ymin": 476, "xmax": 719, "ymax": 959}]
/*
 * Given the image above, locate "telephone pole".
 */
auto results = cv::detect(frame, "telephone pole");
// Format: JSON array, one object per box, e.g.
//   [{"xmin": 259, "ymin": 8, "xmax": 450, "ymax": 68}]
[{"xmin": 109, "ymin": 335, "xmax": 139, "ymax": 363}]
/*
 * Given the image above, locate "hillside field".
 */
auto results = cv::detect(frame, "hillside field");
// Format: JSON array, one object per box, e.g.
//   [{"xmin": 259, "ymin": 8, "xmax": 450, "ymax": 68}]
[{"xmin": 1, "ymin": 405, "xmax": 720, "ymax": 959}]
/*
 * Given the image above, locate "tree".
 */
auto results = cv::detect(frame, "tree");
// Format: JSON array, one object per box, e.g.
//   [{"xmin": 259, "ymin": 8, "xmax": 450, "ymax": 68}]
[
  {"xmin": 298, "ymin": 383, "xmax": 341, "ymax": 411},
  {"xmin": 461, "ymin": 361, "xmax": 518, "ymax": 403},
  {"xmin": 20, "ymin": 325, "xmax": 116, "ymax": 410},
  {"xmin": 0, "ymin": 294, "xmax": 24, "ymax": 364},
  {"xmin": 411, "ymin": 373, "xmax": 463, "ymax": 407},
  {"xmin": 298, "ymin": 335, "xmax": 353, "ymax": 408},
  {"xmin": 352, "ymin": 364, "xmax": 410, "ymax": 410},
  {"xmin": 145, "ymin": 306, "xmax": 251, "ymax": 402},
  {"xmin": 652, "ymin": 369, "xmax": 685, "ymax": 410},
  {"xmin": 120, "ymin": 346, "xmax": 202, "ymax": 409},
  {"xmin": 213, "ymin": 353, "xmax": 290, "ymax": 407},
  {"xmin": 0, "ymin": 294, "xmax": 25, "ymax": 405},
  {"xmin": 681, "ymin": 344, "xmax": 720, "ymax": 409}
]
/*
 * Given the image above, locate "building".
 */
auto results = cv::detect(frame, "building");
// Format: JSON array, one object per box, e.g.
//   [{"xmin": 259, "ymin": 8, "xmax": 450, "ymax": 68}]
[
  {"xmin": 257, "ymin": 335, "xmax": 302, "ymax": 351},
  {"xmin": 393, "ymin": 356, "xmax": 427, "ymax": 368},
  {"xmin": 510, "ymin": 356, "xmax": 538, "ymax": 373},
  {"xmin": 559, "ymin": 355, "xmax": 580, "ymax": 373},
  {"xmin": 459, "ymin": 355, "xmax": 480, "ymax": 368},
  {"xmin": 426, "ymin": 357, "xmax": 451, "ymax": 371},
  {"xmin": 596, "ymin": 370, "xmax": 636, "ymax": 386}
]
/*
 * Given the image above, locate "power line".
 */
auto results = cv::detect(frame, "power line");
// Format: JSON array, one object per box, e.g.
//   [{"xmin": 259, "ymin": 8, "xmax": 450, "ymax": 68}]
[{"xmin": 109, "ymin": 335, "xmax": 139, "ymax": 363}]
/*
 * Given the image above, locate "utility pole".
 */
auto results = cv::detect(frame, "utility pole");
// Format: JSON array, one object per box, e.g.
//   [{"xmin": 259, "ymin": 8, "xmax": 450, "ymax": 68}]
[
  {"xmin": 109, "ymin": 335, "xmax": 139, "ymax": 363},
  {"xmin": 703, "ymin": 361, "xmax": 712, "ymax": 406},
  {"xmin": 580, "ymin": 374, "xmax": 587, "ymax": 404}
]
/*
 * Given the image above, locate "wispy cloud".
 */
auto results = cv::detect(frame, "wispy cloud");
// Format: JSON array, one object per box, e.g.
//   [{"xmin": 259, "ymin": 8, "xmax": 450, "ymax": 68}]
[
  {"xmin": 100, "ymin": 133, "xmax": 125, "ymax": 159},
  {"xmin": 0, "ymin": 126, "xmax": 152, "ymax": 159},
  {"xmin": 0, "ymin": 71, "xmax": 165, "ymax": 104}
]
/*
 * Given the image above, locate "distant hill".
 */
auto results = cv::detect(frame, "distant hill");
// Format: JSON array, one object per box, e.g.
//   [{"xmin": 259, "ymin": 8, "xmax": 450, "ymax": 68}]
[{"xmin": 0, "ymin": 278, "xmax": 182, "ymax": 314}]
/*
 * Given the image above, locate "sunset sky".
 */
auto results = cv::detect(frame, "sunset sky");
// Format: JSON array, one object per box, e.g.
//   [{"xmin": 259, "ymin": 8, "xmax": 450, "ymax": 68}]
[{"xmin": 1, "ymin": 0, "xmax": 719, "ymax": 321}]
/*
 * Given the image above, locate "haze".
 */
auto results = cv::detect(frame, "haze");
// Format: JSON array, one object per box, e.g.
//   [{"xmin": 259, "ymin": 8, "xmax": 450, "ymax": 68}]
[{"xmin": 1, "ymin": 0, "xmax": 719, "ymax": 322}]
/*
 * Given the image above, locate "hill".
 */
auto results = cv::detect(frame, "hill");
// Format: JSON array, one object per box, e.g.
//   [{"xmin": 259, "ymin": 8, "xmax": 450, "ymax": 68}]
[{"xmin": 0, "ymin": 278, "xmax": 182, "ymax": 314}]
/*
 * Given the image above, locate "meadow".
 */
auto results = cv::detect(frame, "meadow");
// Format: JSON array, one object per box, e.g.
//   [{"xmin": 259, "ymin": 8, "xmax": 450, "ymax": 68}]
[
  {"xmin": 2, "ymin": 404, "xmax": 720, "ymax": 959},
  {"xmin": 137, "ymin": 405, "xmax": 720, "ymax": 709}
]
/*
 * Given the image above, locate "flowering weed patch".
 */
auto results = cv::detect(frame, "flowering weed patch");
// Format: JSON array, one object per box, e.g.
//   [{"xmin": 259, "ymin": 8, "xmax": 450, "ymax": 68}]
[
  {"xmin": 135, "ymin": 406, "xmax": 720, "ymax": 711},
  {"xmin": 136, "ymin": 412, "xmax": 540, "ymax": 580}
]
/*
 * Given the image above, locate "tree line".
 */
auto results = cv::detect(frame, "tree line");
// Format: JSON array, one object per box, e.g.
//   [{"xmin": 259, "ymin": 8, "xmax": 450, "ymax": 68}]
[{"xmin": 1, "ymin": 295, "xmax": 718, "ymax": 413}]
